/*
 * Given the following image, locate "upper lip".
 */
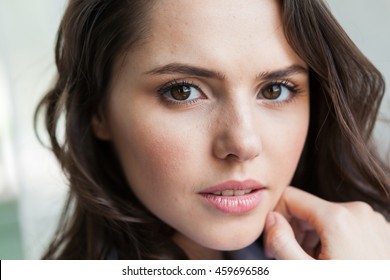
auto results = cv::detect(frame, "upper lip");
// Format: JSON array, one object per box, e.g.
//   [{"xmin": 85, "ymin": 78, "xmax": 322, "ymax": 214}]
[{"xmin": 199, "ymin": 179, "xmax": 266, "ymax": 194}]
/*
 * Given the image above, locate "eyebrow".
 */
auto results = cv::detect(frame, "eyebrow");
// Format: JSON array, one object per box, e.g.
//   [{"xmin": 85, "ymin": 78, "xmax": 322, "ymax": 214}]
[
  {"xmin": 144, "ymin": 63, "xmax": 225, "ymax": 80},
  {"xmin": 144, "ymin": 63, "xmax": 307, "ymax": 80},
  {"xmin": 257, "ymin": 65, "xmax": 308, "ymax": 80}
]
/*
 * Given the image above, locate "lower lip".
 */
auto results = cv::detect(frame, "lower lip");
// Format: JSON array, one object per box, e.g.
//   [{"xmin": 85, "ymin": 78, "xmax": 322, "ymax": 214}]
[{"xmin": 199, "ymin": 189, "xmax": 265, "ymax": 214}]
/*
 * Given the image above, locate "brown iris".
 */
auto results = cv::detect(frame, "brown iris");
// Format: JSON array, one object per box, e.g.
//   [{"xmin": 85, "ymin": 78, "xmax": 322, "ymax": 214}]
[
  {"xmin": 263, "ymin": 84, "xmax": 282, "ymax": 100},
  {"xmin": 170, "ymin": 85, "xmax": 191, "ymax": 100}
]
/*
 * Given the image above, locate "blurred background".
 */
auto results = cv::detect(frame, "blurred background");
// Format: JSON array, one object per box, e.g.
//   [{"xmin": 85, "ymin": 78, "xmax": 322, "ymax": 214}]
[{"xmin": 0, "ymin": 0, "xmax": 389, "ymax": 259}]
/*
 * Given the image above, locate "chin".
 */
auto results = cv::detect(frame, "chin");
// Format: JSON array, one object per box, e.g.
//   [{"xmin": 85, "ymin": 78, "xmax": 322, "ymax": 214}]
[{"xmin": 196, "ymin": 222, "xmax": 265, "ymax": 251}]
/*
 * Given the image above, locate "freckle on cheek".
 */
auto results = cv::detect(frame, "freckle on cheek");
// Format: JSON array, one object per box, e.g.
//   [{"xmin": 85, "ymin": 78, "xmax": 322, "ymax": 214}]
[{"xmin": 139, "ymin": 133, "xmax": 188, "ymax": 175}]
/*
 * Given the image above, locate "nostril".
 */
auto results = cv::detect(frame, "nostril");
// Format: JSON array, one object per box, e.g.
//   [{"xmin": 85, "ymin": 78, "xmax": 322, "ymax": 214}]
[
  {"xmin": 211, "ymin": 108, "xmax": 262, "ymax": 161},
  {"xmin": 217, "ymin": 138, "xmax": 261, "ymax": 161}
]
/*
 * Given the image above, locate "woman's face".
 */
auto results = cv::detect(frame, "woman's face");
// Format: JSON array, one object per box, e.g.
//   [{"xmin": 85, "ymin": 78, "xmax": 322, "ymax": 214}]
[{"xmin": 95, "ymin": 0, "xmax": 309, "ymax": 256}]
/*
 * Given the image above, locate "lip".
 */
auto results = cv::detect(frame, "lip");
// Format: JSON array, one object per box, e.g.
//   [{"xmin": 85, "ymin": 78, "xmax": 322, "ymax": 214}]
[{"xmin": 199, "ymin": 180, "xmax": 266, "ymax": 214}]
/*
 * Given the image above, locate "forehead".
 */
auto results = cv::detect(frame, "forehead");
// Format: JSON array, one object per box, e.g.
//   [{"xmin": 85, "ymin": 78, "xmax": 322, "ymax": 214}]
[
  {"xmin": 152, "ymin": 0, "xmax": 280, "ymax": 31},
  {"xmin": 120, "ymin": 0, "xmax": 304, "ymax": 76},
  {"xmin": 150, "ymin": 0, "xmax": 280, "ymax": 46}
]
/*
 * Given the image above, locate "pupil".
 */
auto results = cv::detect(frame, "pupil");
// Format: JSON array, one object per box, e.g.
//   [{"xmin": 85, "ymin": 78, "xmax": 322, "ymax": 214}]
[
  {"xmin": 265, "ymin": 85, "xmax": 281, "ymax": 99},
  {"xmin": 172, "ymin": 85, "xmax": 191, "ymax": 100}
]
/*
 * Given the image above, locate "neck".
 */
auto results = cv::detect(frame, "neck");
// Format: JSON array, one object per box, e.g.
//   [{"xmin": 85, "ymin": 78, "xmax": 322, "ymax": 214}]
[{"xmin": 173, "ymin": 233, "xmax": 224, "ymax": 260}]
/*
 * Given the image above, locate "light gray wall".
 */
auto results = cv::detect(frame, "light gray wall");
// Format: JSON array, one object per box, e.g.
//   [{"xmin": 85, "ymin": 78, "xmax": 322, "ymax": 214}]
[
  {"xmin": 327, "ymin": 0, "xmax": 390, "ymax": 159},
  {"xmin": 0, "ymin": 0, "xmax": 68, "ymax": 259}
]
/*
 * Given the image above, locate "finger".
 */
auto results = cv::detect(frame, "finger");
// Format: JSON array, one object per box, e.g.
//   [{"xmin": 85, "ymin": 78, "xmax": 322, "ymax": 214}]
[
  {"xmin": 289, "ymin": 217, "xmax": 320, "ymax": 257},
  {"xmin": 263, "ymin": 211, "xmax": 313, "ymax": 260},
  {"xmin": 290, "ymin": 218, "xmax": 305, "ymax": 244},
  {"xmin": 274, "ymin": 186, "xmax": 331, "ymax": 228},
  {"xmin": 301, "ymin": 230, "xmax": 321, "ymax": 258}
]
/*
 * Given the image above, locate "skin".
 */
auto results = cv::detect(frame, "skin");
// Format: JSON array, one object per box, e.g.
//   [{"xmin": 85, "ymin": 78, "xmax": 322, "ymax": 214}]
[
  {"xmin": 264, "ymin": 187, "xmax": 390, "ymax": 259},
  {"xmin": 94, "ymin": 0, "xmax": 309, "ymax": 259}
]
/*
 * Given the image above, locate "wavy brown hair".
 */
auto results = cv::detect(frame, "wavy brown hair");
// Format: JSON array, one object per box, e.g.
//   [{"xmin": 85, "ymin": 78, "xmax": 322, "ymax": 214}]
[{"xmin": 35, "ymin": 0, "xmax": 390, "ymax": 259}]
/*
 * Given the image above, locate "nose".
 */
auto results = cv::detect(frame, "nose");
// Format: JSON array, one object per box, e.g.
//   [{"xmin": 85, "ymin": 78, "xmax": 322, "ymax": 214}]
[{"xmin": 212, "ymin": 100, "xmax": 262, "ymax": 162}]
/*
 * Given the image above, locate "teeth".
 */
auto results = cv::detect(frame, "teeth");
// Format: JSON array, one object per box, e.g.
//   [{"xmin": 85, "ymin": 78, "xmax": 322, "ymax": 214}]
[
  {"xmin": 212, "ymin": 189, "xmax": 253, "ymax": 196},
  {"xmin": 222, "ymin": 190, "xmax": 234, "ymax": 196},
  {"xmin": 233, "ymin": 190, "xmax": 246, "ymax": 196}
]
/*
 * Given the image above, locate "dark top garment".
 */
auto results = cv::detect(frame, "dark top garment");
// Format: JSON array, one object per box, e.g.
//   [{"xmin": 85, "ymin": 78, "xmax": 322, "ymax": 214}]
[
  {"xmin": 106, "ymin": 240, "xmax": 268, "ymax": 260},
  {"xmin": 225, "ymin": 241, "xmax": 268, "ymax": 260}
]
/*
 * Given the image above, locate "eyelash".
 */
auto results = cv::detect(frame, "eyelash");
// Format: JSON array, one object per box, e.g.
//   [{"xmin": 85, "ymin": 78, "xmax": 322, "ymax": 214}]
[
  {"xmin": 258, "ymin": 80, "xmax": 301, "ymax": 106},
  {"xmin": 156, "ymin": 79, "xmax": 302, "ymax": 106},
  {"xmin": 157, "ymin": 80, "xmax": 203, "ymax": 105}
]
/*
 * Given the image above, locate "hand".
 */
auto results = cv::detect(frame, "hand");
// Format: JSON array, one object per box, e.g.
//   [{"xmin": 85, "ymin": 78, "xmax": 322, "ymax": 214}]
[{"xmin": 263, "ymin": 186, "xmax": 390, "ymax": 259}]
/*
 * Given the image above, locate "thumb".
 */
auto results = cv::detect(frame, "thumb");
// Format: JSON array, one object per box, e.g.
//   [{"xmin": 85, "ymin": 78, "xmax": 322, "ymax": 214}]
[{"xmin": 263, "ymin": 212, "xmax": 312, "ymax": 260}]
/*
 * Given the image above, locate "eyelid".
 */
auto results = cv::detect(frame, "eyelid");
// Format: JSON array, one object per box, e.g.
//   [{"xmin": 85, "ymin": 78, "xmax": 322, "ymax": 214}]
[
  {"xmin": 156, "ymin": 79, "xmax": 206, "ymax": 106},
  {"xmin": 157, "ymin": 79, "xmax": 202, "ymax": 94},
  {"xmin": 256, "ymin": 79, "xmax": 303, "ymax": 105},
  {"xmin": 259, "ymin": 79, "xmax": 299, "ymax": 92}
]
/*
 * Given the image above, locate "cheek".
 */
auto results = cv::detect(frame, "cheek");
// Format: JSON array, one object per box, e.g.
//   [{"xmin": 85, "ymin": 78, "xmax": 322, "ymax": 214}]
[
  {"xmin": 108, "ymin": 110, "xmax": 197, "ymax": 200},
  {"xmin": 270, "ymin": 98, "xmax": 309, "ymax": 213},
  {"xmin": 135, "ymin": 131, "xmax": 185, "ymax": 177},
  {"xmin": 276, "ymin": 122, "xmax": 307, "ymax": 168},
  {"xmin": 261, "ymin": 105, "xmax": 309, "ymax": 196}
]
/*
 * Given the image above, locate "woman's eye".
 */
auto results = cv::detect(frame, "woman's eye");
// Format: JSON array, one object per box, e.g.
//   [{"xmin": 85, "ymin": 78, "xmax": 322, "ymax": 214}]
[
  {"xmin": 159, "ymin": 83, "xmax": 203, "ymax": 103},
  {"xmin": 258, "ymin": 83, "xmax": 296, "ymax": 102}
]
